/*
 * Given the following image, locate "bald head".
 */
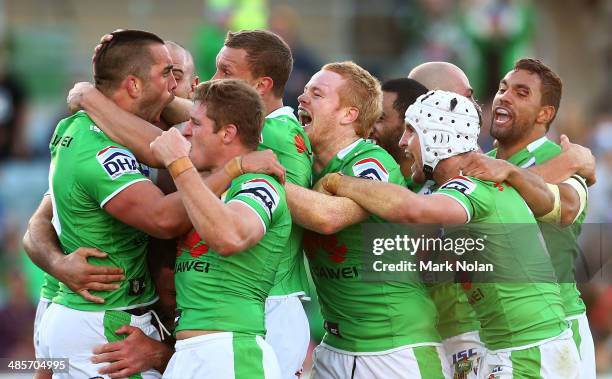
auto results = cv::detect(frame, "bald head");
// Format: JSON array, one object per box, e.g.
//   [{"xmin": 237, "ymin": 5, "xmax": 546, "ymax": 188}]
[
  {"xmin": 408, "ymin": 62, "xmax": 473, "ymax": 99},
  {"xmin": 165, "ymin": 40, "xmax": 198, "ymax": 99}
]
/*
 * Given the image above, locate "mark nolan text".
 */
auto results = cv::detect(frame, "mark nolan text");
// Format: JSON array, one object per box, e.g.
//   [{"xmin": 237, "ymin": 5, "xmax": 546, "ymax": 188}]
[{"xmin": 372, "ymin": 260, "xmax": 493, "ymax": 272}]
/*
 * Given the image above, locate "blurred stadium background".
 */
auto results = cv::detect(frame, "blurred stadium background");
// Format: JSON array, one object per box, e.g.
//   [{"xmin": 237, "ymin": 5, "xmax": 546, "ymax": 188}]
[{"xmin": 0, "ymin": 0, "xmax": 609, "ymax": 377}]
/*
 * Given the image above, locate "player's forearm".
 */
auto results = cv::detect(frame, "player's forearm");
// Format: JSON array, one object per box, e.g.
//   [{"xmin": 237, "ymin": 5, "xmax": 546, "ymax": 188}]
[
  {"xmin": 506, "ymin": 166, "xmax": 554, "ymax": 217},
  {"xmin": 160, "ymin": 97, "xmax": 191, "ymax": 126},
  {"xmin": 334, "ymin": 176, "xmax": 420, "ymax": 223},
  {"xmin": 527, "ymin": 153, "xmax": 579, "ymax": 184},
  {"xmin": 149, "ymin": 341, "xmax": 174, "ymax": 373},
  {"xmin": 558, "ymin": 184, "xmax": 580, "ymax": 226},
  {"xmin": 286, "ymin": 183, "xmax": 366, "ymax": 235},
  {"xmin": 148, "ymin": 192, "xmax": 192, "ymax": 238},
  {"xmin": 81, "ymin": 89, "xmax": 163, "ymax": 167},
  {"xmin": 174, "ymin": 168, "xmax": 247, "ymax": 254},
  {"xmin": 22, "ymin": 199, "xmax": 65, "ymax": 277}
]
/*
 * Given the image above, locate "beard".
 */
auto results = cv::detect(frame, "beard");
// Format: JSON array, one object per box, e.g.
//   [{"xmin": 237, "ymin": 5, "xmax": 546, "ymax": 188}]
[{"xmin": 489, "ymin": 117, "xmax": 533, "ymax": 146}]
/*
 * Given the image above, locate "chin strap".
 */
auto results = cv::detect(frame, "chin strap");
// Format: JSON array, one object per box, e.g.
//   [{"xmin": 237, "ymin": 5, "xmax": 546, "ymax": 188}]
[{"xmin": 423, "ymin": 165, "xmax": 434, "ymax": 180}]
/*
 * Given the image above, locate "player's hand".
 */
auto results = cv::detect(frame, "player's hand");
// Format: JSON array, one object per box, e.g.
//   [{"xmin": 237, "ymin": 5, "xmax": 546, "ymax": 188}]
[
  {"xmin": 92, "ymin": 325, "xmax": 172, "ymax": 378},
  {"xmin": 312, "ymin": 176, "xmax": 332, "ymax": 195},
  {"xmin": 462, "ymin": 152, "xmax": 514, "ymax": 183},
  {"xmin": 92, "ymin": 30, "xmax": 122, "ymax": 62},
  {"xmin": 150, "ymin": 128, "xmax": 191, "ymax": 167},
  {"xmin": 315, "ymin": 173, "xmax": 343, "ymax": 195},
  {"xmin": 241, "ymin": 150, "xmax": 286, "ymax": 184},
  {"xmin": 55, "ymin": 247, "xmax": 124, "ymax": 304},
  {"xmin": 66, "ymin": 82, "xmax": 96, "ymax": 114},
  {"xmin": 560, "ymin": 134, "xmax": 596, "ymax": 186}
]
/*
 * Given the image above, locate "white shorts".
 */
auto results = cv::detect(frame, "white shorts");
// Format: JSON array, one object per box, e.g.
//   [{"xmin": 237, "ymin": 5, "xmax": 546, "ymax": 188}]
[
  {"xmin": 265, "ymin": 296, "xmax": 310, "ymax": 378},
  {"xmin": 34, "ymin": 297, "xmax": 52, "ymax": 359},
  {"xmin": 163, "ymin": 332, "xmax": 281, "ymax": 379},
  {"xmin": 442, "ymin": 330, "xmax": 486, "ymax": 379},
  {"xmin": 478, "ymin": 330, "xmax": 580, "ymax": 379},
  {"xmin": 37, "ymin": 303, "xmax": 162, "ymax": 379},
  {"xmin": 311, "ymin": 344, "xmax": 451, "ymax": 379},
  {"xmin": 568, "ymin": 313, "xmax": 596, "ymax": 379}
]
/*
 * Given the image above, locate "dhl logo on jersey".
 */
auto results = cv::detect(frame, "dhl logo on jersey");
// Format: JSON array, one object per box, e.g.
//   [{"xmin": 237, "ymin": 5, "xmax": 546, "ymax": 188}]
[{"xmin": 96, "ymin": 145, "xmax": 140, "ymax": 180}]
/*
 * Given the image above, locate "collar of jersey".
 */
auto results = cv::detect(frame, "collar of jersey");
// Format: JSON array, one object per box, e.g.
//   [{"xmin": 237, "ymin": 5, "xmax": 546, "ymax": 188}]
[
  {"xmin": 526, "ymin": 136, "xmax": 549, "ymax": 152},
  {"xmin": 336, "ymin": 139, "xmax": 363, "ymax": 160},
  {"xmin": 266, "ymin": 106, "xmax": 297, "ymax": 121}
]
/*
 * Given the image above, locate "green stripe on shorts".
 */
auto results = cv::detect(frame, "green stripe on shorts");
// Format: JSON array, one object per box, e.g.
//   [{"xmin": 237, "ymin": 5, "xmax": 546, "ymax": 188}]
[
  {"xmin": 414, "ymin": 346, "xmax": 445, "ymax": 379},
  {"xmin": 510, "ymin": 346, "xmax": 544, "ymax": 379},
  {"xmin": 570, "ymin": 319, "xmax": 582, "ymax": 358},
  {"xmin": 103, "ymin": 310, "xmax": 143, "ymax": 379},
  {"xmin": 233, "ymin": 333, "xmax": 265, "ymax": 379}
]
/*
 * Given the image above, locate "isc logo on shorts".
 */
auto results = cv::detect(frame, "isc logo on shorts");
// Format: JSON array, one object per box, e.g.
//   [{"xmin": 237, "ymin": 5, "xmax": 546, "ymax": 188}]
[
  {"xmin": 96, "ymin": 146, "xmax": 140, "ymax": 180},
  {"xmin": 440, "ymin": 176, "xmax": 476, "ymax": 195},
  {"xmin": 352, "ymin": 158, "xmax": 389, "ymax": 182}
]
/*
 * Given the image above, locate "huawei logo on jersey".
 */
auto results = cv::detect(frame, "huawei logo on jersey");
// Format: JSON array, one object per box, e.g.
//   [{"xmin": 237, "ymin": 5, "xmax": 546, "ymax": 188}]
[
  {"xmin": 295, "ymin": 134, "xmax": 307, "ymax": 154},
  {"xmin": 303, "ymin": 231, "xmax": 347, "ymax": 263},
  {"xmin": 178, "ymin": 230, "xmax": 209, "ymax": 258}
]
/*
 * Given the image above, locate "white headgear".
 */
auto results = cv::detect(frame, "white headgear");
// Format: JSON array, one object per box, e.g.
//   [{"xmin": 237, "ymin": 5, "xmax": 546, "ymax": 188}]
[{"xmin": 404, "ymin": 90, "xmax": 480, "ymax": 178}]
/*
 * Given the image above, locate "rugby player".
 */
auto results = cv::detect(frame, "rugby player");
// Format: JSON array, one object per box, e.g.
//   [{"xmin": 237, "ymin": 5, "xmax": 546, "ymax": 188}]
[
  {"xmin": 478, "ymin": 58, "xmax": 596, "ymax": 378},
  {"xmin": 320, "ymin": 90, "xmax": 581, "ymax": 378},
  {"xmin": 165, "ymin": 41, "xmax": 199, "ymax": 100},
  {"xmin": 408, "ymin": 62, "xmax": 486, "ymax": 379},
  {"xmin": 27, "ymin": 30, "xmax": 193, "ymax": 379},
  {"xmin": 369, "ymin": 78, "xmax": 428, "ymax": 191},
  {"xmin": 288, "ymin": 62, "xmax": 451, "ymax": 378},
  {"xmin": 152, "ymin": 79, "xmax": 290, "ymax": 379}
]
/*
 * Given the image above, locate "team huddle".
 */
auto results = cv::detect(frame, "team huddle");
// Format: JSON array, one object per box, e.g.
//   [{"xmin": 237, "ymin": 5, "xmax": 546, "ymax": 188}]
[{"xmin": 23, "ymin": 29, "xmax": 597, "ymax": 379}]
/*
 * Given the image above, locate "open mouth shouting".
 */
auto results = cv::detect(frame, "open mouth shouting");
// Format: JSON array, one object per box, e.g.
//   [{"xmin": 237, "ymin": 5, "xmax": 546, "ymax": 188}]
[
  {"xmin": 298, "ymin": 107, "xmax": 312, "ymax": 128},
  {"xmin": 493, "ymin": 106, "xmax": 513, "ymax": 127}
]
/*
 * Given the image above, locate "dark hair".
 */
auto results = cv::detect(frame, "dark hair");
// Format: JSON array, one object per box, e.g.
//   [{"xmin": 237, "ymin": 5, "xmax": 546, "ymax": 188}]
[
  {"xmin": 194, "ymin": 79, "xmax": 264, "ymax": 149},
  {"xmin": 381, "ymin": 78, "xmax": 429, "ymax": 117},
  {"xmin": 514, "ymin": 58, "xmax": 563, "ymax": 127},
  {"xmin": 224, "ymin": 30, "xmax": 293, "ymax": 98},
  {"xmin": 94, "ymin": 30, "xmax": 165, "ymax": 95}
]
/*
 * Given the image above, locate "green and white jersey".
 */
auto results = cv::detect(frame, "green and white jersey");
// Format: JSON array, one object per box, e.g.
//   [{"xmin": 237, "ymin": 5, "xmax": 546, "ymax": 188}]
[
  {"xmin": 488, "ymin": 136, "xmax": 587, "ymax": 317},
  {"xmin": 174, "ymin": 173, "xmax": 291, "ymax": 336},
  {"xmin": 259, "ymin": 107, "xmax": 313, "ymax": 298},
  {"xmin": 49, "ymin": 111, "xmax": 156, "ymax": 311},
  {"xmin": 436, "ymin": 175, "xmax": 567, "ymax": 350},
  {"xmin": 305, "ymin": 139, "xmax": 441, "ymax": 353}
]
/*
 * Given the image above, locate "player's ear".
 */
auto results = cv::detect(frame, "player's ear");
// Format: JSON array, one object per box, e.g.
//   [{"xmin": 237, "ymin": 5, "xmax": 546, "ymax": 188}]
[
  {"xmin": 191, "ymin": 76, "xmax": 200, "ymax": 94},
  {"xmin": 340, "ymin": 106, "xmax": 359, "ymax": 126},
  {"xmin": 536, "ymin": 105, "xmax": 555, "ymax": 126},
  {"xmin": 254, "ymin": 77, "xmax": 274, "ymax": 97},
  {"xmin": 124, "ymin": 75, "xmax": 142, "ymax": 98},
  {"xmin": 221, "ymin": 124, "xmax": 239, "ymax": 144}
]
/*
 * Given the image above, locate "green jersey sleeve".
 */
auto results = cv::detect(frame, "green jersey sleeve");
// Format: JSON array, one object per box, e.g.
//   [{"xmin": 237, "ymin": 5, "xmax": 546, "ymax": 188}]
[
  {"xmin": 226, "ymin": 174, "xmax": 285, "ymax": 232},
  {"xmin": 435, "ymin": 176, "xmax": 492, "ymax": 222},
  {"xmin": 78, "ymin": 144, "xmax": 149, "ymax": 207}
]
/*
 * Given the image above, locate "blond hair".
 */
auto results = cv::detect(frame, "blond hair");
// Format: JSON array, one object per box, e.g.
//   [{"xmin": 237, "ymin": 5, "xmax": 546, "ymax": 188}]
[{"xmin": 322, "ymin": 61, "xmax": 382, "ymax": 138}]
